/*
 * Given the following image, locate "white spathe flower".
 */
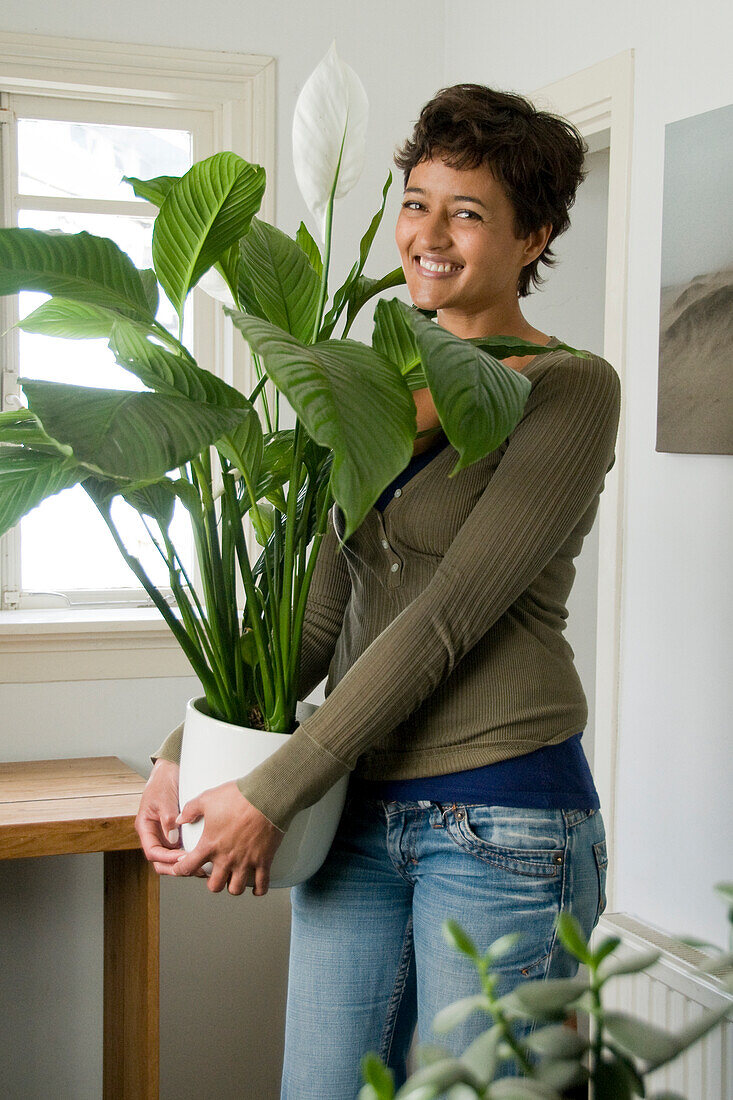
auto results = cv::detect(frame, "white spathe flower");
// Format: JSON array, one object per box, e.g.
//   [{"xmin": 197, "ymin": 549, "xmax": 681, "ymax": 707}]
[
  {"xmin": 292, "ymin": 42, "xmax": 369, "ymax": 242},
  {"xmin": 196, "ymin": 266, "xmax": 237, "ymax": 309}
]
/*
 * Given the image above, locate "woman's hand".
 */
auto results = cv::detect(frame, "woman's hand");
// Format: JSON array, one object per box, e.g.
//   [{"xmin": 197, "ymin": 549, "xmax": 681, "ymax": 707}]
[
  {"xmin": 135, "ymin": 759, "xmax": 202, "ymax": 876},
  {"xmin": 173, "ymin": 782, "xmax": 285, "ymax": 897}
]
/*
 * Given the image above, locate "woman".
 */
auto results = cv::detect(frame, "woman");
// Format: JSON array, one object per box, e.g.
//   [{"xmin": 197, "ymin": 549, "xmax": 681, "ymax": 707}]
[{"xmin": 137, "ymin": 84, "xmax": 620, "ymax": 1094}]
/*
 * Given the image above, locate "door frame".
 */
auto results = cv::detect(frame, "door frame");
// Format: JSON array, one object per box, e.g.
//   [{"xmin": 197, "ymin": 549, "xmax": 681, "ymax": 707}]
[{"xmin": 531, "ymin": 50, "xmax": 634, "ymax": 910}]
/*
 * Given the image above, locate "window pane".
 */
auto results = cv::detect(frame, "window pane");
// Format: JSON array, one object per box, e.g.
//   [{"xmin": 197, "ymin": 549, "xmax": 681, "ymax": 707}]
[
  {"xmin": 22, "ymin": 487, "xmax": 194, "ymax": 594},
  {"xmin": 17, "ymin": 211, "xmax": 195, "ymax": 595},
  {"xmin": 18, "ymin": 119, "xmax": 191, "ymax": 202},
  {"xmin": 17, "ymin": 208, "xmax": 191, "ymax": 386}
]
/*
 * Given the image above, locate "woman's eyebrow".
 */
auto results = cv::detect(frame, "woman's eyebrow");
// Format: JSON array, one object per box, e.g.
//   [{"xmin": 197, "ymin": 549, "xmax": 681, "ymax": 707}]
[{"xmin": 404, "ymin": 186, "xmax": 488, "ymax": 210}]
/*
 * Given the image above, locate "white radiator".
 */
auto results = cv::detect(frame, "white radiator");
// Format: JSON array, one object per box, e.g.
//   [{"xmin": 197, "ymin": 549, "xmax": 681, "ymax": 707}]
[{"xmin": 588, "ymin": 912, "xmax": 733, "ymax": 1099}]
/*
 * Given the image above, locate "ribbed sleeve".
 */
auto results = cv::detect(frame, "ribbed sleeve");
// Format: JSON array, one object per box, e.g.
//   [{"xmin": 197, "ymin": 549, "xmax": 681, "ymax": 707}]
[
  {"xmin": 234, "ymin": 355, "xmax": 621, "ymax": 830},
  {"xmin": 295, "ymin": 510, "xmax": 352, "ymax": 699}
]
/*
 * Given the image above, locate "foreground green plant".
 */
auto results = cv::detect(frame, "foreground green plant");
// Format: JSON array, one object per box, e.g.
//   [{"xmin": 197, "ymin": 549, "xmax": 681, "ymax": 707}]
[
  {"xmin": 359, "ymin": 883, "xmax": 733, "ymax": 1100},
  {"xmin": 0, "ymin": 44, "xmax": 587, "ymax": 734}
]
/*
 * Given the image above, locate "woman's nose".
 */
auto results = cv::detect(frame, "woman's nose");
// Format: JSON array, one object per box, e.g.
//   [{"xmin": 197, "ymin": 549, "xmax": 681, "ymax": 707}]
[{"xmin": 416, "ymin": 209, "xmax": 452, "ymax": 250}]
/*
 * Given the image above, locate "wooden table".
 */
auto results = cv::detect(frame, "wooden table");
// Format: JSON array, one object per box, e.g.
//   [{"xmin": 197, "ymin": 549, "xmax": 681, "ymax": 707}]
[{"xmin": 0, "ymin": 757, "xmax": 159, "ymax": 1098}]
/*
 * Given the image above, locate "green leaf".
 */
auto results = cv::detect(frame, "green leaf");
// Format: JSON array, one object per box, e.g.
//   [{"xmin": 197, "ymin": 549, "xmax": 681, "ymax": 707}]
[
  {"xmin": 361, "ymin": 1052, "xmax": 396, "ymax": 1098},
  {"xmin": 238, "ymin": 218, "xmax": 321, "ymax": 342},
  {"xmin": 248, "ymin": 498, "xmax": 275, "ymax": 545},
  {"xmin": 590, "ymin": 935, "xmax": 622, "ymax": 966},
  {"xmin": 393, "ymin": 1057, "xmax": 481, "ymax": 1099},
  {"xmin": 321, "ymin": 172, "xmax": 393, "ymax": 335},
  {"xmin": 0, "ymin": 408, "xmax": 72, "ymax": 455},
  {"xmin": 373, "ymin": 297, "xmax": 421, "ymax": 377},
  {"xmin": 534, "ymin": 1059, "xmax": 588, "ymax": 1090},
  {"xmin": 18, "ymin": 298, "xmax": 138, "ymax": 340},
  {"xmin": 342, "ymin": 267, "xmax": 407, "ymax": 336},
  {"xmin": 152, "ymin": 152, "xmax": 266, "ymax": 321},
  {"xmin": 139, "ymin": 269, "xmax": 160, "ymax": 316},
  {"xmin": 0, "ymin": 448, "xmax": 83, "ymax": 536},
  {"xmin": 223, "ymin": 314, "xmax": 416, "ymax": 538},
  {"xmin": 109, "ymin": 321, "xmax": 251, "ymax": 410},
  {"xmin": 523, "ymin": 1023, "xmax": 588, "ymax": 1059},
  {"xmin": 0, "ymin": 228, "xmax": 155, "ymax": 322},
  {"xmin": 603, "ymin": 1011, "xmax": 678, "ymax": 1063},
  {"xmin": 124, "ymin": 479, "xmax": 177, "ymax": 528},
  {"xmin": 295, "ymin": 221, "xmax": 323, "ymax": 278},
  {"xmin": 593, "ymin": 1056, "xmax": 635, "ymax": 1100},
  {"xmin": 459, "ymin": 1024, "xmax": 503, "ymax": 1086},
  {"xmin": 598, "ymin": 948, "xmax": 661, "ymax": 981},
  {"xmin": 488, "ymin": 1080, "xmax": 562, "ymax": 1098},
  {"xmin": 21, "ymin": 379, "xmax": 247, "ymax": 482},
  {"xmin": 509, "ymin": 977, "xmax": 586, "ymax": 1017},
  {"xmin": 485, "ymin": 932, "xmax": 523, "ymax": 963},
  {"xmin": 642, "ymin": 1001, "xmax": 732, "ymax": 1071},
  {"xmin": 442, "ymin": 920, "xmax": 481, "ymax": 962},
  {"xmin": 466, "ymin": 335, "xmax": 591, "ymax": 361},
  {"xmin": 122, "ymin": 174, "xmax": 178, "ymax": 206},
  {"xmin": 405, "ymin": 305, "xmax": 532, "ymax": 473},
  {"xmin": 555, "ymin": 912, "xmax": 591, "ymax": 964},
  {"xmin": 431, "ymin": 994, "xmax": 490, "ymax": 1035}
]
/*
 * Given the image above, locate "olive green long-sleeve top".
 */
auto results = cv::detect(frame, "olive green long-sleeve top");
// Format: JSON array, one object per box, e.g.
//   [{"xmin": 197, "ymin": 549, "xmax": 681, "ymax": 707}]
[{"xmin": 152, "ymin": 338, "xmax": 621, "ymax": 833}]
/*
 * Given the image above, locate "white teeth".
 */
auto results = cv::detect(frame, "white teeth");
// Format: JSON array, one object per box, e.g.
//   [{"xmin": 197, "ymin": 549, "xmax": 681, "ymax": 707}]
[{"xmin": 418, "ymin": 257, "xmax": 462, "ymax": 273}]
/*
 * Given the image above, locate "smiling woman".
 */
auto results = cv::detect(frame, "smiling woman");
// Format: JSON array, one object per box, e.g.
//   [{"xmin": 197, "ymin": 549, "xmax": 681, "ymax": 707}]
[
  {"xmin": 267, "ymin": 84, "xmax": 620, "ymax": 1096},
  {"xmin": 138, "ymin": 78, "xmax": 619, "ymax": 1098}
]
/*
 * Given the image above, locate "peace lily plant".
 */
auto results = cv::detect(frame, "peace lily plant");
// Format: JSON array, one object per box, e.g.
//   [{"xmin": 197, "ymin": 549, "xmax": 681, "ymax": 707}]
[{"xmin": 0, "ymin": 44, "xmax": 585, "ymax": 734}]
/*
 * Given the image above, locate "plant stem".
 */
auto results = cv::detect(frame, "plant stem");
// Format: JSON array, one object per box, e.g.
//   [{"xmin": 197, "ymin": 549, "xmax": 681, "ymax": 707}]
[
  {"xmin": 94, "ymin": 502, "xmax": 222, "ymax": 706},
  {"xmin": 219, "ymin": 461, "xmax": 276, "ymax": 723}
]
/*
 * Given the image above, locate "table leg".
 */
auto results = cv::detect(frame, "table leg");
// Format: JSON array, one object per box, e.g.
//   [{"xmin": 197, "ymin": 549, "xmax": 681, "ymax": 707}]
[{"xmin": 103, "ymin": 849, "xmax": 160, "ymax": 1099}]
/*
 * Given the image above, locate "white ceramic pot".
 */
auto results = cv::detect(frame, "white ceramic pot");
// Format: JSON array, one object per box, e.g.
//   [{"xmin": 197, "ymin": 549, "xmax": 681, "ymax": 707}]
[{"xmin": 178, "ymin": 697, "xmax": 349, "ymax": 888}]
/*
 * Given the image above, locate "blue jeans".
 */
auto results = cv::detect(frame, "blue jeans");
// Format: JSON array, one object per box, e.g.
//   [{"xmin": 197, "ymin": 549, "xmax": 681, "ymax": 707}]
[{"xmin": 281, "ymin": 794, "xmax": 608, "ymax": 1099}]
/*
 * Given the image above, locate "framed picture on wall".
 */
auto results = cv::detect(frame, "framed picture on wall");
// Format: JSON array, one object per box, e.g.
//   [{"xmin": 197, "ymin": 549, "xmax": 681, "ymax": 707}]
[{"xmin": 656, "ymin": 102, "xmax": 733, "ymax": 455}]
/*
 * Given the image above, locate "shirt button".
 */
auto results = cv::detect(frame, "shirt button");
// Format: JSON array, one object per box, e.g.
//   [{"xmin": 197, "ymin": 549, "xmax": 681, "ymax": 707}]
[
  {"xmin": 390, "ymin": 562, "xmax": 399, "ymax": 573},
  {"xmin": 393, "ymin": 488, "xmax": 402, "ymax": 498},
  {"xmin": 381, "ymin": 539, "xmax": 389, "ymax": 549}
]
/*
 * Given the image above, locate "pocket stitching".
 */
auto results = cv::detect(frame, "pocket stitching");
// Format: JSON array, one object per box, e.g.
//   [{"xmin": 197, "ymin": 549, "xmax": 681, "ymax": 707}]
[
  {"xmin": 451, "ymin": 817, "xmax": 562, "ymax": 878},
  {"xmin": 592, "ymin": 839, "xmax": 608, "ymax": 922}
]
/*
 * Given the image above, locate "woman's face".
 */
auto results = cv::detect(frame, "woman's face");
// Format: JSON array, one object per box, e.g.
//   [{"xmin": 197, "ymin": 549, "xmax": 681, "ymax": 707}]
[{"xmin": 394, "ymin": 155, "xmax": 548, "ymax": 332}]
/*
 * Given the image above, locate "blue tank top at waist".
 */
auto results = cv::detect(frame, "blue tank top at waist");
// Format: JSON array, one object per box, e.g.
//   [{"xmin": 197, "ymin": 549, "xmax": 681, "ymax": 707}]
[{"xmin": 349, "ymin": 733, "xmax": 600, "ymax": 810}]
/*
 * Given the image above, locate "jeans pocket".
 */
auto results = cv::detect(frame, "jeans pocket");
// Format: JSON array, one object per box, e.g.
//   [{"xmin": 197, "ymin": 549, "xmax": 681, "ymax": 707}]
[
  {"xmin": 592, "ymin": 838, "xmax": 608, "ymax": 924},
  {"xmin": 448, "ymin": 804, "xmax": 565, "ymax": 878}
]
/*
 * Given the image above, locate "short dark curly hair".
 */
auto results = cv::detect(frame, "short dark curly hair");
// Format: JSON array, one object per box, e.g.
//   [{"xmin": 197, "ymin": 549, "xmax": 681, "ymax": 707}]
[{"xmin": 394, "ymin": 84, "xmax": 588, "ymax": 298}]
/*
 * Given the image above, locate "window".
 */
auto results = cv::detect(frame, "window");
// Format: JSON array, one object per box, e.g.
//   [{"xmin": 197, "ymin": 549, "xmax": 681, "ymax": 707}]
[{"xmin": 0, "ymin": 34, "xmax": 274, "ymax": 616}]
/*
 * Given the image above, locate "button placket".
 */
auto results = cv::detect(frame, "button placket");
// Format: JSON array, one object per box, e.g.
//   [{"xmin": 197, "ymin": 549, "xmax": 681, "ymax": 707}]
[{"xmin": 374, "ymin": 509, "xmax": 403, "ymax": 587}]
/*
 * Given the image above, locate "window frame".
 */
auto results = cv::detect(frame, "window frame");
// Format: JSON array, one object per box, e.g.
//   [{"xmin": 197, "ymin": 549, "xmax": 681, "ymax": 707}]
[{"xmin": 0, "ymin": 32, "xmax": 275, "ymax": 676}]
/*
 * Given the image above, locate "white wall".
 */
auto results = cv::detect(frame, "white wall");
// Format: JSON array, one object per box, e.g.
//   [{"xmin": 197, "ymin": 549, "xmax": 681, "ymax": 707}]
[
  {"xmin": 3, "ymin": 1, "xmax": 731, "ymax": 1095},
  {"xmin": 443, "ymin": 0, "xmax": 733, "ymax": 949},
  {"xmin": 0, "ymin": 3, "xmax": 444, "ymax": 1097}
]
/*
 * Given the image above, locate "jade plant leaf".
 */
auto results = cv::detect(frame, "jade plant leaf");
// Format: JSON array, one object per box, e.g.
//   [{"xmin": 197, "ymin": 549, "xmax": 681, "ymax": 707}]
[{"xmin": 0, "ymin": 228, "xmax": 155, "ymax": 322}]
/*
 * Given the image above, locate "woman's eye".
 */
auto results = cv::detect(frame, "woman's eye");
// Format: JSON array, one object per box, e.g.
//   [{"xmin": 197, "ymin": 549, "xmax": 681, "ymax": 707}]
[
  {"xmin": 402, "ymin": 200, "xmax": 424, "ymax": 211},
  {"xmin": 456, "ymin": 209, "xmax": 481, "ymax": 220}
]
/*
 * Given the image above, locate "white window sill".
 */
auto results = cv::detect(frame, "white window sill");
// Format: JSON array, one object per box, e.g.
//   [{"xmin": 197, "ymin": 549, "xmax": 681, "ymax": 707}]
[{"xmin": 0, "ymin": 608, "xmax": 196, "ymax": 683}]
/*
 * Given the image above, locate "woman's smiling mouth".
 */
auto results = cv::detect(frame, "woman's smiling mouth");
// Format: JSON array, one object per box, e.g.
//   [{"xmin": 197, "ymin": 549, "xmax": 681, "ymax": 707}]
[{"xmin": 415, "ymin": 255, "xmax": 464, "ymax": 276}]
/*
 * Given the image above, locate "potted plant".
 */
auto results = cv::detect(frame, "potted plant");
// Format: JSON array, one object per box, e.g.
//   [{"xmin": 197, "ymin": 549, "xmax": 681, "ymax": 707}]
[
  {"xmin": 358, "ymin": 883, "xmax": 733, "ymax": 1099},
  {"xmin": 0, "ymin": 44, "xmax": 588, "ymax": 886}
]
